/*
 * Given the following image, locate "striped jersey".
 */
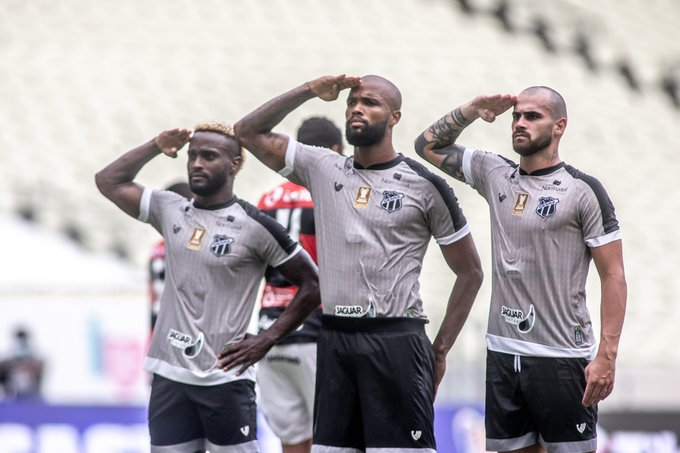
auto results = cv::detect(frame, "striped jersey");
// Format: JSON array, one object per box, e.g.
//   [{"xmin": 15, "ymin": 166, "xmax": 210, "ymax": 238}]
[
  {"xmin": 462, "ymin": 149, "xmax": 621, "ymax": 358},
  {"xmin": 257, "ymin": 181, "xmax": 322, "ymax": 344},
  {"xmin": 280, "ymin": 139, "xmax": 471, "ymax": 320},
  {"xmin": 138, "ymin": 189, "xmax": 300, "ymax": 385}
]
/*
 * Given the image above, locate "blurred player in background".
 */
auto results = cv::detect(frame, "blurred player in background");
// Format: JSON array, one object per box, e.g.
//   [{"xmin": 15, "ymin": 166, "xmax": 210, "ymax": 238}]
[
  {"xmin": 414, "ymin": 87, "xmax": 627, "ymax": 453},
  {"xmin": 0, "ymin": 327, "xmax": 44, "ymax": 401},
  {"xmin": 221, "ymin": 74, "xmax": 483, "ymax": 453},
  {"xmin": 95, "ymin": 122, "xmax": 320, "ymax": 453},
  {"xmin": 256, "ymin": 116, "xmax": 343, "ymax": 453},
  {"xmin": 148, "ymin": 181, "xmax": 193, "ymax": 332}
]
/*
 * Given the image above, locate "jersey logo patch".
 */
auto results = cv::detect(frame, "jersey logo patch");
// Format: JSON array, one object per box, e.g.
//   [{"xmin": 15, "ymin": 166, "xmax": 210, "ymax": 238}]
[
  {"xmin": 411, "ymin": 430, "xmax": 422, "ymax": 441},
  {"xmin": 501, "ymin": 304, "xmax": 536, "ymax": 333},
  {"xmin": 536, "ymin": 196, "xmax": 559, "ymax": 218},
  {"xmin": 380, "ymin": 191, "xmax": 404, "ymax": 213},
  {"xmin": 210, "ymin": 234, "xmax": 234, "ymax": 256},
  {"xmin": 354, "ymin": 186, "xmax": 372, "ymax": 208},
  {"xmin": 512, "ymin": 193, "xmax": 529, "ymax": 216},
  {"xmin": 167, "ymin": 329, "xmax": 204, "ymax": 358},
  {"xmin": 186, "ymin": 227, "xmax": 206, "ymax": 250}
]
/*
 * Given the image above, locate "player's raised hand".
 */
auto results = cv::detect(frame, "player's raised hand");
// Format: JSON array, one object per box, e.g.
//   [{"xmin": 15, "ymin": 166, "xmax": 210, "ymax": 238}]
[
  {"xmin": 307, "ymin": 74, "xmax": 361, "ymax": 101},
  {"xmin": 469, "ymin": 94, "xmax": 517, "ymax": 123},
  {"xmin": 154, "ymin": 128, "xmax": 192, "ymax": 158}
]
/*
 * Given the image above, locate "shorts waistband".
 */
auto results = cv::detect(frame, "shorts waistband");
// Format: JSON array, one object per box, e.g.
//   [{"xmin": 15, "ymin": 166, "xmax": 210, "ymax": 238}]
[{"xmin": 321, "ymin": 315, "xmax": 427, "ymax": 332}]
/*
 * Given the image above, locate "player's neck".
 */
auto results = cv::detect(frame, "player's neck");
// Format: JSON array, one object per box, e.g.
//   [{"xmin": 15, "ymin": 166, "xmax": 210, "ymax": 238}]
[
  {"xmin": 519, "ymin": 148, "xmax": 561, "ymax": 174},
  {"xmin": 352, "ymin": 139, "xmax": 398, "ymax": 168},
  {"xmin": 193, "ymin": 186, "xmax": 235, "ymax": 209}
]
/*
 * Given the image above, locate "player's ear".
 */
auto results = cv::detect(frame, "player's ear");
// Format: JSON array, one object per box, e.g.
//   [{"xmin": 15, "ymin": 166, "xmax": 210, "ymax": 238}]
[{"xmin": 389, "ymin": 110, "xmax": 401, "ymax": 126}]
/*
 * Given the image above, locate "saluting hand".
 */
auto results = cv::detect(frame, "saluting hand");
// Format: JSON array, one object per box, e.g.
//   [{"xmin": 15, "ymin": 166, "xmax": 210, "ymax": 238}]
[
  {"xmin": 469, "ymin": 94, "xmax": 517, "ymax": 122},
  {"xmin": 307, "ymin": 74, "xmax": 361, "ymax": 101},
  {"xmin": 154, "ymin": 128, "xmax": 192, "ymax": 158}
]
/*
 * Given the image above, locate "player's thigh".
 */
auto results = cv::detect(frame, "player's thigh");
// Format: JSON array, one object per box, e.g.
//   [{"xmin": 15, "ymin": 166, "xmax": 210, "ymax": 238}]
[
  {"xmin": 356, "ymin": 329, "xmax": 436, "ymax": 450},
  {"xmin": 257, "ymin": 344, "xmax": 316, "ymax": 443},
  {"xmin": 523, "ymin": 356, "xmax": 597, "ymax": 451},
  {"xmin": 313, "ymin": 330, "xmax": 364, "ymax": 450},
  {"xmin": 485, "ymin": 351, "xmax": 537, "ymax": 452},
  {"xmin": 148, "ymin": 374, "xmax": 205, "ymax": 451},
  {"xmin": 192, "ymin": 379, "xmax": 259, "ymax": 451}
]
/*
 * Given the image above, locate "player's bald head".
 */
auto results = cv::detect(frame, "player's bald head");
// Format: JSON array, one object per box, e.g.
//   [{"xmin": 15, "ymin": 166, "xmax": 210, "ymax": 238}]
[
  {"xmin": 359, "ymin": 75, "xmax": 402, "ymax": 112},
  {"xmin": 519, "ymin": 86, "xmax": 567, "ymax": 120}
]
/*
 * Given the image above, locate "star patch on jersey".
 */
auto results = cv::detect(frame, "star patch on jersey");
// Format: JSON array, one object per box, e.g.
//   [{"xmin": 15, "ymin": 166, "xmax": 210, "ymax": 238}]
[
  {"xmin": 186, "ymin": 227, "xmax": 206, "ymax": 250},
  {"xmin": 380, "ymin": 191, "xmax": 404, "ymax": 212},
  {"xmin": 210, "ymin": 234, "xmax": 234, "ymax": 257},
  {"xmin": 354, "ymin": 186, "xmax": 372, "ymax": 208},
  {"xmin": 536, "ymin": 196, "xmax": 559, "ymax": 218}
]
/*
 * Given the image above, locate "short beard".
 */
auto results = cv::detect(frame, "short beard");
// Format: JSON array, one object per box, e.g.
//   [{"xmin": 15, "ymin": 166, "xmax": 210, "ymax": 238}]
[
  {"xmin": 189, "ymin": 172, "xmax": 228, "ymax": 197},
  {"xmin": 513, "ymin": 133, "xmax": 552, "ymax": 157},
  {"xmin": 346, "ymin": 118, "xmax": 388, "ymax": 147}
]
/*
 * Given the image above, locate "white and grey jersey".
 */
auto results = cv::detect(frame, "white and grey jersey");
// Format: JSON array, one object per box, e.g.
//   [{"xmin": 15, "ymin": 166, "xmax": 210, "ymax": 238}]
[
  {"xmin": 280, "ymin": 139, "xmax": 470, "ymax": 320},
  {"xmin": 138, "ymin": 189, "xmax": 300, "ymax": 385},
  {"xmin": 462, "ymin": 149, "xmax": 621, "ymax": 358}
]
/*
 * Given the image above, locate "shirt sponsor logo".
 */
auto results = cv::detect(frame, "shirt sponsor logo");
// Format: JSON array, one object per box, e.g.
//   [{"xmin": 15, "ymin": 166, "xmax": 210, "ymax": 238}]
[
  {"xmin": 536, "ymin": 196, "xmax": 559, "ymax": 218},
  {"xmin": 380, "ymin": 191, "xmax": 404, "ymax": 213},
  {"xmin": 335, "ymin": 305, "xmax": 366, "ymax": 317},
  {"xmin": 210, "ymin": 234, "xmax": 234, "ymax": 256},
  {"xmin": 500, "ymin": 304, "xmax": 536, "ymax": 333},
  {"xmin": 381, "ymin": 177, "xmax": 410, "ymax": 189},
  {"xmin": 167, "ymin": 329, "xmax": 204, "ymax": 358}
]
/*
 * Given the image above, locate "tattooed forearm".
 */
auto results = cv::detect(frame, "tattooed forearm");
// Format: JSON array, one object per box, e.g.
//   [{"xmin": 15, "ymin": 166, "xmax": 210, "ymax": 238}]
[
  {"xmin": 433, "ymin": 145, "xmax": 466, "ymax": 181},
  {"xmin": 429, "ymin": 108, "xmax": 472, "ymax": 148}
]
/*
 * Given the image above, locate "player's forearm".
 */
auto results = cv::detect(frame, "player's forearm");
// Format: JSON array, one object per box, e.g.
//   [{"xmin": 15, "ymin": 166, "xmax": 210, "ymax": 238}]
[
  {"xmin": 95, "ymin": 139, "xmax": 160, "ymax": 198},
  {"xmin": 596, "ymin": 274, "xmax": 627, "ymax": 361},
  {"xmin": 260, "ymin": 279, "xmax": 320, "ymax": 344},
  {"xmin": 432, "ymin": 269, "xmax": 483, "ymax": 360},
  {"xmin": 234, "ymin": 84, "xmax": 316, "ymax": 146},
  {"xmin": 414, "ymin": 102, "xmax": 478, "ymax": 157}
]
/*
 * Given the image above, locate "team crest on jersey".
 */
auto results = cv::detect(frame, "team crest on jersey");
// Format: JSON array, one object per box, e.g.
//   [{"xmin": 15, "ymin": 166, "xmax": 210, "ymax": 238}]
[
  {"xmin": 380, "ymin": 191, "xmax": 404, "ymax": 213},
  {"xmin": 210, "ymin": 234, "xmax": 234, "ymax": 256},
  {"xmin": 536, "ymin": 196, "xmax": 559, "ymax": 218}
]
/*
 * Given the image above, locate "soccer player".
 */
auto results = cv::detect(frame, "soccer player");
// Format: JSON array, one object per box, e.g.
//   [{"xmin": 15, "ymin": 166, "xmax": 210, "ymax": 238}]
[
  {"xmin": 220, "ymin": 75, "xmax": 484, "ymax": 453},
  {"xmin": 414, "ymin": 87, "xmax": 627, "ymax": 453},
  {"xmin": 95, "ymin": 122, "xmax": 321, "ymax": 453},
  {"xmin": 256, "ymin": 116, "xmax": 343, "ymax": 453}
]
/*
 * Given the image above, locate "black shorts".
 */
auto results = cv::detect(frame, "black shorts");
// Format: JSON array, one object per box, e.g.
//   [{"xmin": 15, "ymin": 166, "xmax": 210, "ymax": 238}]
[
  {"xmin": 485, "ymin": 350, "xmax": 598, "ymax": 453},
  {"xmin": 313, "ymin": 315, "xmax": 436, "ymax": 452},
  {"xmin": 148, "ymin": 374, "xmax": 258, "ymax": 452}
]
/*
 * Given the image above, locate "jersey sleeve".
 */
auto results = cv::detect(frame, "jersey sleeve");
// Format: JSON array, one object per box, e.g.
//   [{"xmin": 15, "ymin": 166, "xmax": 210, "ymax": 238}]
[
  {"xmin": 462, "ymin": 148, "xmax": 514, "ymax": 199},
  {"xmin": 138, "ymin": 188, "xmax": 188, "ymax": 236},
  {"xmin": 426, "ymin": 174, "xmax": 471, "ymax": 245},
  {"xmin": 577, "ymin": 174, "xmax": 622, "ymax": 247},
  {"xmin": 279, "ymin": 138, "xmax": 335, "ymax": 189}
]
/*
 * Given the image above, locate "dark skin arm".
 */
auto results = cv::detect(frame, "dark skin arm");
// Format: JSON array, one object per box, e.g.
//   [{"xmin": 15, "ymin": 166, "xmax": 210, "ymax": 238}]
[
  {"xmin": 217, "ymin": 249, "xmax": 320, "ymax": 375},
  {"xmin": 234, "ymin": 74, "xmax": 360, "ymax": 172},
  {"xmin": 582, "ymin": 239, "xmax": 627, "ymax": 406},
  {"xmin": 432, "ymin": 234, "xmax": 484, "ymax": 397},
  {"xmin": 94, "ymin": 129, "xmax": 192, "ymax": 218},
  {"xmin": 414, "ymin": 95, "xmax": 516, "ymax": 181}
]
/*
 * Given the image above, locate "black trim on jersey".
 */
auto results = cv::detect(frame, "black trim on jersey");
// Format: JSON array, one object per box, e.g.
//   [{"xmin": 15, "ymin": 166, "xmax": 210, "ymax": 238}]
[
  {"xmin": 402, "ymin": 156, "xmax": 468, "ymax": 231},
  {"xmin": 235, "ymin": 198, "xmax": 298, "ymax": 254},
  {"xmin": 563, "ymin": 164, "xmax": 620, "ymax": 234},
  {"xmin": 519, "ymin": 162, "xmax": 566, "ymax": 176},
  {"xmin": 193, "ymin": 196, "xmax": 238, "ymax": 211},
  {"xmin": 353, "ymin": 155, "xmax": 405, "ymax": 170}
]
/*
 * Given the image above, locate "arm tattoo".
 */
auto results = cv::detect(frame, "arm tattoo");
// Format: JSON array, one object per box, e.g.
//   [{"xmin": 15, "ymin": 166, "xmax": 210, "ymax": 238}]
[
  {"xmin": 429, "ymin": 108, "xmax": 471, "ymax": 148},
  {"xmin": 433, "ymin": 145, "xmax": 466, "ymax": 181}
]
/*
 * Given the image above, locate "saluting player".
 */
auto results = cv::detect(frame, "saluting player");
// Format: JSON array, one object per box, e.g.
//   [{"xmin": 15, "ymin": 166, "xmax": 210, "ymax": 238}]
[
  {"xmin": 219, "ymin": 75, "xmax": 484, "ymax": 453},
  {"xmin": 96, "ymin": 122, "xmax": 320, "ymax": 453},
  {"xmin": 414, "ymin": 87, "xmax": 627, "ymax": 453}
]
